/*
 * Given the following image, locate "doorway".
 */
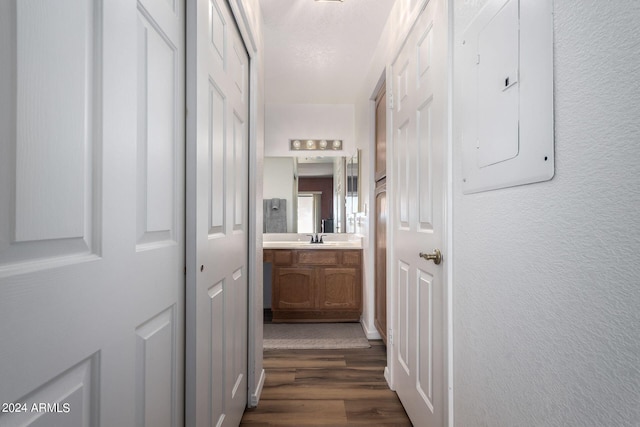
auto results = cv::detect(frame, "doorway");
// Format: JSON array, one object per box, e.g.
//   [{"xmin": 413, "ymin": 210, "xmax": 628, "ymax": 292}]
[
  {"xmin": 297, "ymin": 192, "xmax": 322, "ymax": 233},
  {"xmin": 374, "ymin": 81, "xmax": 388, "ymax": 345}
]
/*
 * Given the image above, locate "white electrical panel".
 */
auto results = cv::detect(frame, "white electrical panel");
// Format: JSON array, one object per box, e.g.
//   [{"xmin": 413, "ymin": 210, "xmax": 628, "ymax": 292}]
[{"xmin": 461, "ymin": 0, "xmax": 554, "ymax": 194}]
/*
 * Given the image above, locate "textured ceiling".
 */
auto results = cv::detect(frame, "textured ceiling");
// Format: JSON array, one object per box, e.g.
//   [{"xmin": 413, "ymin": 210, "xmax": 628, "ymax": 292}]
[{"xmin": 259, "ymin": 0, "xmax": 396, "ymax": 104}]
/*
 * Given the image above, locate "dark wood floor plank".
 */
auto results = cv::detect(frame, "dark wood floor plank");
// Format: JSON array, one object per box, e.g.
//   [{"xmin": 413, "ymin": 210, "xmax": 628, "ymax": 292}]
[
  {"xmin": 242, "ymin": 340, "xmax": 412, "ymax": 426},
  {"xmin": 263, "ymin": 354, "xmax": 346, "ymax": 369},
  {"xmin": 343, "ymin": 351, "xmax": 387, "ymax": 366},
  {"xmin": 241, "ymin": 400, "xmax": 347, "ymax": 425},
  {"xmin": 344, "ymin": 399, "xmax": 412, "ymax": 425},
  {"xmin": 262, "ymin": 383, "xmax": 399, "ymax": 401},
  {"xmin": 294, "ymin": 367, "xmax": 385, "ymax": 383},
  {"xmin": 264, "ymin": 370, "xmax": 296, "ymax": 386}
]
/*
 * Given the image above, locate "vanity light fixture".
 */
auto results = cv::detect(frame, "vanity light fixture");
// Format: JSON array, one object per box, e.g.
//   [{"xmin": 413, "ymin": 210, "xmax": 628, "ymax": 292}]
[{"xmin": 289, "ymin": 139, "xmax": 342, "ymax": 151}]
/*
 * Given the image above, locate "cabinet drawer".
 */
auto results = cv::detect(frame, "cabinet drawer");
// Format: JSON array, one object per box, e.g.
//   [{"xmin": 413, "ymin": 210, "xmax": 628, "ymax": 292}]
[
  {"xmin": 342, "ymin": 250, "xmax": 361, "ymax": 265},
  {"xmin": 273, "ymin": 250, "xmax": 293, "ymax": 265},
  {"xmin": 297, "ymin": 250, "xmax": 339, "ymax": 265}
]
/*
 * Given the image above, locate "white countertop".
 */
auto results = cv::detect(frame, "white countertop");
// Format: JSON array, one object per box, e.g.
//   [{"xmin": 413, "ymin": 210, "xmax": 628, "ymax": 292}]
[{"xmin": 263, "ymin": 233, "xmax": 362, "ymax": 250}]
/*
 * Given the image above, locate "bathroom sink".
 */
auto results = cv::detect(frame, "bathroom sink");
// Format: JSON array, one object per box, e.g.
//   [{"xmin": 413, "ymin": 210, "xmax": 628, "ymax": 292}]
[{"xmin": 263, "ymin": 240, "xmax": 361, "ymax": 249}]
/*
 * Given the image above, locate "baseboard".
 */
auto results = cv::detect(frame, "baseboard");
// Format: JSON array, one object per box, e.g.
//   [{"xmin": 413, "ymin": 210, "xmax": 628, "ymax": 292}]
[
  {"xmin": 384, "ymin": 366, "xmax": 392, "ymax": 390},
  {"xmin": 249, "ymin": 368, "xmax": 266, "ymax": 407},
  {"xmin": 360, "ymin": 319, "xmax": 382, "ymax": 340}
]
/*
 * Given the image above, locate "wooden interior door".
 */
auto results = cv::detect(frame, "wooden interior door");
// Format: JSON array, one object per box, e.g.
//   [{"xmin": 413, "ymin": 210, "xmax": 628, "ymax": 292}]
[
  {"xmin": 0, "ymin": 0, "xmax": 185, "ymax": 425},
  {"xmin": 390, "ymin": 0, "xmax": 448, "ymax": 425},
  {"xmin": 186, "ymin": 0, "xmax": 250, "ymax": 425}
]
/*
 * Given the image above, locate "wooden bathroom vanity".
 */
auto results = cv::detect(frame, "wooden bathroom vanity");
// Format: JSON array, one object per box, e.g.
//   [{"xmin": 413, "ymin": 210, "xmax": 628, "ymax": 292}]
[{"xmin": 263, "ymin": 248, "xmax": 362, "ymax": 322}]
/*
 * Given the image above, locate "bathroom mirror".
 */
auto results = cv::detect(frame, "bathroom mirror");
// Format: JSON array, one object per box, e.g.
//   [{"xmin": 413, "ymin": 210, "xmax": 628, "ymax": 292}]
[
  {"xmin": 263, "ymin": 156, "xmax": 351, "ymax": 233},
  {"xmin": 347, "ymin": 149, "xmax": 362, "ymax": 215}
]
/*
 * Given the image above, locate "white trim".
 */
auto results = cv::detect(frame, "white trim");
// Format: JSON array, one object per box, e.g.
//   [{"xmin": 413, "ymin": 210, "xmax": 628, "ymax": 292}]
[
  {"xmin": 226, "ymin": 0, "xmax": 264, "ymax": 409},
  {"xmin": 384, "ymin": 366, "xmax": 392, "ymax": 389},
  {"xmin": 228, "ymin": 0, "xmax": 258, "ymax": 55},
  {"xmin": 184, "ymin": 0, "xmax": 198, "ymax": 424},
  {"xmin": 361, "ymin": 84, "xmax": 379, "ymax": 341},
  {"xmin": 360, "ymin": 318, "xmax": 382, "ymax": 340},
  {"xmin": 385, "ymin": 61, "xmax": 396, "ymax": 390},
  {"xmin": 245, "ymin": 55, "xmax": 262, "ymax": 408},
  {"xmin": 445, "ymin": 1, "xmax": 454, "ymax": 425},
  {"xmin": 250, "ymin": 368, "xmax": 266, "ymax": 407}
]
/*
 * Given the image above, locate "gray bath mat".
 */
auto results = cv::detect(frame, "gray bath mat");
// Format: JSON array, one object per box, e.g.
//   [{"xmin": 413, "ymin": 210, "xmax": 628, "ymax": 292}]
[{"xmin": 263, "ymin": 323, "xmax": 370, "ymax": 350}]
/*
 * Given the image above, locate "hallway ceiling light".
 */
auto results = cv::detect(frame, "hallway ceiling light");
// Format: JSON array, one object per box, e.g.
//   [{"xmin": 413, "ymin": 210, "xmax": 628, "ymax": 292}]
[{"xmin": 290, "ymin": 139, "xmax": 342, "ymax": 151}]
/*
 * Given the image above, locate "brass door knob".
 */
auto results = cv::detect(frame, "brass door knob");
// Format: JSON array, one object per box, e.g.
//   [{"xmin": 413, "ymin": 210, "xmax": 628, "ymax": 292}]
[{"xmin": 419, "ymin": 249, "xmax": 442, "ymax": 265}]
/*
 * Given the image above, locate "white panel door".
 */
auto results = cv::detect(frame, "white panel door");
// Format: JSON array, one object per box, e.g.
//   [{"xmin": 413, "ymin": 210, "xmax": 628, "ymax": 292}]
[
  {"xmin": 0, "ymin": 1, "xmax": 185, "ymax": 426},
  {"xmin": 186, "ymin": 0, "xmax": 249, "ymax": 426},
  {"xmin": 390, "ymin": 0, "xmax": 448, "ymax": 426}
]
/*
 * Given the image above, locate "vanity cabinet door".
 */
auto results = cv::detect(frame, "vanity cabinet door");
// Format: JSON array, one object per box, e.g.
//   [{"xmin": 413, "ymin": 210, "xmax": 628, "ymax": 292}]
[
  {"xmin": 318, "ymin": 267, "xmax": 361, "ymax": 310},
  {"xmin": 272, "ymin": 267, "xmax": 315, "ymax": 309}
]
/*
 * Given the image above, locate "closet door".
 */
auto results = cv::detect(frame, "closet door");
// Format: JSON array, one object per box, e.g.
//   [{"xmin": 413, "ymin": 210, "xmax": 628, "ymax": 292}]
[
  {"xmin": 0, "ymin": 1, "xmax": 185, "ymax": 425},
  {"xmin": 186, "ymin": 0, "xmax": 250, "ymax": 425}
]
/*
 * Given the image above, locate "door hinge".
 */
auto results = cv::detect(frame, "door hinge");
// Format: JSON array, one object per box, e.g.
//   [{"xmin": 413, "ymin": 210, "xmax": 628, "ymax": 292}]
[
  {"xmin": 388, "ymin": 92, "xmax": 394, "ymax": 110},
  {"xmin": 388, "ymin": 328, "xmax": 393, "ymax": 345}
]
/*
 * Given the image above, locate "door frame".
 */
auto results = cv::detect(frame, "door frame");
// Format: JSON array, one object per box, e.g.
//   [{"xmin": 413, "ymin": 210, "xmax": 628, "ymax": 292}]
[
  {"xmin": 185, "ymin": 0, "xmax": 264, "ymax": 422},
  {"xmin": 380, "ymin": 0, "xmax": 454, "ymax": 425},
  {"xmin": 226, "ymin": 0, "xmax": 266, "ymax": 408}
]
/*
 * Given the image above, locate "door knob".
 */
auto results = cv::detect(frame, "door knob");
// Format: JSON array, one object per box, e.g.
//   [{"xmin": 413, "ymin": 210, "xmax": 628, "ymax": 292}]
[{"xmin": 419, "ymin": 249, "xmax": 442, "ymax": 265}]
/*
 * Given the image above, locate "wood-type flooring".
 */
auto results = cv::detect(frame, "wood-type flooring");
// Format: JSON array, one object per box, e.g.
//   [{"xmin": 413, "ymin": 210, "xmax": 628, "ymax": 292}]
[{"xmin": 240, "ymin": 340, "xmax": 412, "ymax": 426}]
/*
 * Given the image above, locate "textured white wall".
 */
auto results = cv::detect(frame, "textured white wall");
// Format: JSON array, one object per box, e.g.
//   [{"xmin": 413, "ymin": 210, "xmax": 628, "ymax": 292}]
[
  {"xmin": 264, "ymin": 104, "xmax": 355, "ymax": 157},
  {"xmin": 452, "ymin": 1, "xmax": 640, "ymax": 426}
]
